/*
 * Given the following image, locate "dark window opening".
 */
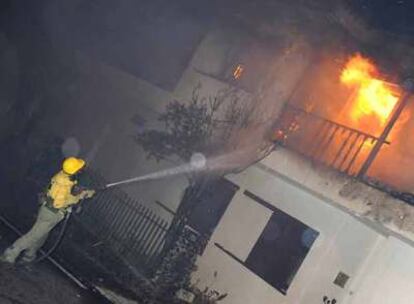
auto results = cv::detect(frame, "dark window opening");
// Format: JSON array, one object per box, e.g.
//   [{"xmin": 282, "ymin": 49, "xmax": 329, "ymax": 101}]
[
  {"xmin": 245, "ymin": 208, "xmax": 319, "ymax": 295},
  {"xmin": 186, "ymin": 178, "xmax": 239, "ymax": 236},
  {"xmin": 195, "ymin": 29, "xmax": 282, "ymax": 93},
  {"xmin": 219, "ymin": 40, "xmax": 277, "ymax": 92}
]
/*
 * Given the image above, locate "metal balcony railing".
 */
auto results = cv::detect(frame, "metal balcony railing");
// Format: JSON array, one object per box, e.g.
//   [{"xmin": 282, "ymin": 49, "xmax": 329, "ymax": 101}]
[{"xmin": 274, "ymin": 105, "xmax": 389, "ymax": 177}]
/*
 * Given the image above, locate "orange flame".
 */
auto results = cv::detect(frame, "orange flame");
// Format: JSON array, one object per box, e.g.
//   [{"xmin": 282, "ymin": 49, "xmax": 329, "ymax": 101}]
[
  {"xmin": 340, "ymin": 54, "xmax": 400, "ymax": 129},
  {"xmin": 233, "ymin": 64, "xmax": 244, "ymax": 80}
]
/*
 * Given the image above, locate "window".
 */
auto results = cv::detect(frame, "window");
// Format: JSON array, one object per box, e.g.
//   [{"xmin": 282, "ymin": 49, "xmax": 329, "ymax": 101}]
[
  {"xmin": 219, "ymin": 40, "xmax": 277, "ymax": 92},
  {"xmin": 195, "ymin": 29, "xmax": 281, "ymax": 93},
  {"xmin": 245, "ymin": 207, "xmax": 319, "ymax": 294},
  {"xmin": 186, "ymin": 179, "xmax": 238, "ymax": 236},
  {"xmin": 214, "ymin": 191, "xmax": 319, "ymax": 295},
  {"xmin": 232, "ymin": 64, "xmax": 245, "ymax": 80}
]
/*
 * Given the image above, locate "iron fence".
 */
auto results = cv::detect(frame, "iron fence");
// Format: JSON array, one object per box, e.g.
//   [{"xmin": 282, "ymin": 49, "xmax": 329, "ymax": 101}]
[
  {"xmin": 275, "ymin": 105, "xmax": 390, "ymax": 177},
  {"xmin": 73, "ymin": 170, "xmax": 171, "ymax": 275}
]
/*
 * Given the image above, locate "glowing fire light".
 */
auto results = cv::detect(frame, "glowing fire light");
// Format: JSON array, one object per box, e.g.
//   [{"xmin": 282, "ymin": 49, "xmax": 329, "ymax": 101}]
[
  {"xmin": 340, "ymin": 54, "xmax": 400, "ymax": 127},
  {"xmin": 233, "ymin": 64, "xmax": 244, "ymax": 80}
]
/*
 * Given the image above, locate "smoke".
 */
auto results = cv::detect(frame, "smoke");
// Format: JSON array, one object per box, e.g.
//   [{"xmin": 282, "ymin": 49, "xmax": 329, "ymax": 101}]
[
  {"xmin": 61, "ymin": 137, "xmax": 81, "ymax": 157},
  {"xmin": 14, "ymin": 1, "xmax": 405, "ymax": 189},
  {"xmin": 105, "ymin": 150, "xmax": 254, "ymax": 189},
  {"xmin": 85, "ymin": 124, "xmax": 111, "ymax": 165},
  {"xmin": 287, "ymin": 48, "xmax": 414, "ymax": 192}
]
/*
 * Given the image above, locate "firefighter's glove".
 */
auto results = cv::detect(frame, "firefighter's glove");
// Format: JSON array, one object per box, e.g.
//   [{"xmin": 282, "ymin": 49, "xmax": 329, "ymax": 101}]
[{"xmin": 81, "ymin": 190, "xmax": 96, "ymax": 199}]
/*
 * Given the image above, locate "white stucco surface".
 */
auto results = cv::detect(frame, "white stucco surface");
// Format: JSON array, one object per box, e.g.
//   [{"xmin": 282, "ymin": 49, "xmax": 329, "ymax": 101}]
[
  {"xmin": 193, "ymin": 152, "xmax": 414, "ymax": 304},
  {"xmin": 193, "ymin": 162, "xmax": 386, "ymax": 304},
  {"xmin": 260, "ymin": 148, "xmax": 414, "ymax": 241},
  {"xmin": 347, "ymin": 236, "xmax": 414, "ymax": 304}
]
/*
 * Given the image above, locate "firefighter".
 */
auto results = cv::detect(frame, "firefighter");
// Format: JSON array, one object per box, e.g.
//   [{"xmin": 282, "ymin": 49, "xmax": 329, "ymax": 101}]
[{"xmin": 0, "ymin": 157, "xmax": 95, "ymax": 264}]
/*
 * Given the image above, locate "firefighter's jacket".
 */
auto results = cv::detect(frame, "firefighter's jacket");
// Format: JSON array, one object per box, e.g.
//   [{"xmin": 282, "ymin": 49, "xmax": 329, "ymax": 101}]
[{"xmin": 47, "ymin": 171, "xmax": 85, "ymax": 209}]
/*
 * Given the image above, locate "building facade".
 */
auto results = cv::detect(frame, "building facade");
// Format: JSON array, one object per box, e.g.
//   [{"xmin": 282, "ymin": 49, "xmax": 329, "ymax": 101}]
[{"xmin": 193, "ymin": 148, "xmax": 414, "ymax": 304}]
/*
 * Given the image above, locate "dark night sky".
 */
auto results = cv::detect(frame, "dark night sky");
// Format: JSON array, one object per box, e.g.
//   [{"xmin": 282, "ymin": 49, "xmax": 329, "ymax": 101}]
[{"xmin": 348, "ymin": 0, "xmax": 414, "ymax": 35}]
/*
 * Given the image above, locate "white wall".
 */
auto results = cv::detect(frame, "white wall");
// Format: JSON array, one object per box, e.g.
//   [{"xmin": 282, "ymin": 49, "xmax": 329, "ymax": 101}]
[
  {"xmin": 347, "ymin": 236, "xmax": 414, "ymax": 304},
  {"xmin": 260, "ymin": 148, "xmax": 414, "ymax": 241},
  {"xmin": 193, "ymin": 164, "xmax": 385, "ymax": 304}
]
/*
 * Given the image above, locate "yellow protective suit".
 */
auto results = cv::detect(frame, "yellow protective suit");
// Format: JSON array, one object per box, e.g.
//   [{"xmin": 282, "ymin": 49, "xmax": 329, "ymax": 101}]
[
  {"xmin": 0, "ymin": 170, "xmax": 95, "ymax": 264},
  {"xmin": 47, "ymin": 171, "xmax": 93, "ymax": 209}
]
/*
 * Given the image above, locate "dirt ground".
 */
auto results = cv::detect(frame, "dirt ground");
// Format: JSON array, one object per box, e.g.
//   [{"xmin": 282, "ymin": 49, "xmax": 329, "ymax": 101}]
[{"xmin": 0, "ymin": 223, "xmax": 111, "ymax": 304}]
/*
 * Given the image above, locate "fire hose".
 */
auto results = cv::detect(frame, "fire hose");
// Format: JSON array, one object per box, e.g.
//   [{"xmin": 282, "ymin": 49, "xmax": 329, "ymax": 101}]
[
  {"xmin": 30, "ymin": 210, "xmax": 72, "ymax": 264},
  {"xmin": 28, "ymin": 186, "xmax": 110, "ymax": 264},
  {"xmin": 20, "ymin": 166, "xmax": 194, "ymax": 264},
  {"xmin": 26, "ymin": 179, "xmax": 137, "ymax": 264}
]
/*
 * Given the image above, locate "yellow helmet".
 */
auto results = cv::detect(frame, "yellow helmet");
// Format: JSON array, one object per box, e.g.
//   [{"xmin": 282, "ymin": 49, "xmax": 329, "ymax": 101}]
[{"xmin": 62, "ymin": 157, "xmax": 86, "ymax": 175}]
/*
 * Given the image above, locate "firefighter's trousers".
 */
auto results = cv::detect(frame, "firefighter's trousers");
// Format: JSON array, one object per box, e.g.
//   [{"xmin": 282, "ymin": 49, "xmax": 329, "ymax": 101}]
[{"xmin": 1, "ymin": 204, "xmax": 64, "ymax": 263}]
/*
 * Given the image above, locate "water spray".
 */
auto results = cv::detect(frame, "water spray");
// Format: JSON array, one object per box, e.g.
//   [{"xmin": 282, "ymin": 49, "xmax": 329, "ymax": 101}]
[
  {"xmin": 18, "ymin": 150, "xmax": 251, "ymax": 264},
  {"xmin": 99, "ymin": 148, "xmax": 254, "ymax": 191},
  {"xmin": 102, "ymin": 152, "xmax": 207, "ymax": 190}
]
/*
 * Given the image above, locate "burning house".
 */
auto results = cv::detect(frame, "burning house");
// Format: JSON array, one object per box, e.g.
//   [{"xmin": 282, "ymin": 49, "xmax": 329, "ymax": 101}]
[
  {"xmin": 191, "ymin": 50, "xmax": 414, "ymax": 304},
  {"xmin": 187, "ymin": 6, "xmax": 414, "ymax": 304},
  {"xmin": 275, "ymin": 53, "xmax": 413, "ymax": 186},
  {"xmin": 189, "ymin": 26, "xmax": 414, "ymax": 304},
  {"xmin": 2, "ymin": 1, "xmax": 414, "ymax": 303}
]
